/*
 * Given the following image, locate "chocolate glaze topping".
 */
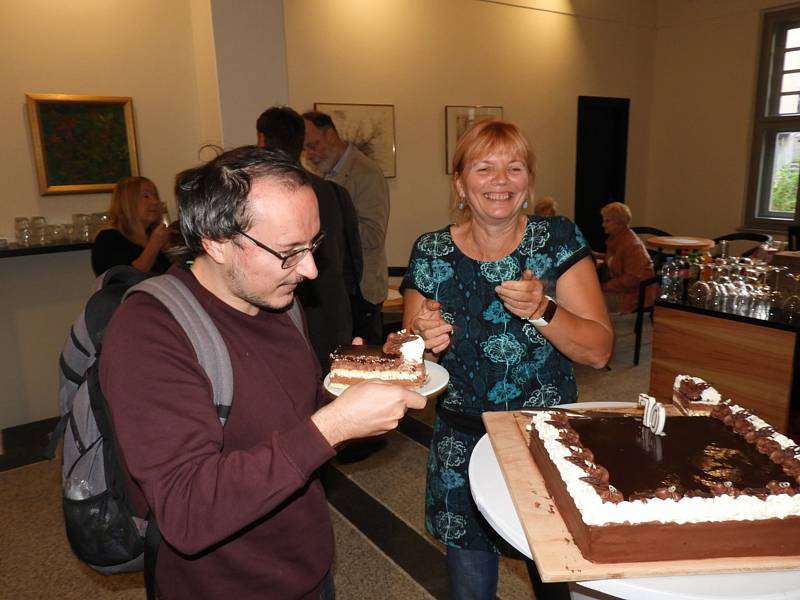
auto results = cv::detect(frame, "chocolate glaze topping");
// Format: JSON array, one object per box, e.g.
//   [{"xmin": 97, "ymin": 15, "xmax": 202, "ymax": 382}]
[
  {"xmin": 381, "ymin": 331, "xmax": 419, "ymax": 356},
  {"xmin": 565, "ymin": 415, "xmax": 797, "ymax": 500},
  {"xmin": 678, "ymin": 378, "xmax": 711, "ymax": 401},
  {"xmin": 329, "ymin": 344, "xmax": 401, "ymax": 365}
]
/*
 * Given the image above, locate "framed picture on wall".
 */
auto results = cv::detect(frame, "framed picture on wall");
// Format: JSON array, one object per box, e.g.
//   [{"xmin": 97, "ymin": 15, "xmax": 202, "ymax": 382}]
[
  {"xmin": 445, "ymin": 105, "xmax": 503, "ymax": 173},
  {"xmin": 314, "ymin": 102, "xmax": 396, "ymax": 178},
  {"xmin": 26, "ymin": 93, "xmax": 139, "ymax": 195}
]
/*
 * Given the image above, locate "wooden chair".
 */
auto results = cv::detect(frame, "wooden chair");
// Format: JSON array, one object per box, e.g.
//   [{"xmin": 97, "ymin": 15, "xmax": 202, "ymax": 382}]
[
  {"xmin": 631, "ymin": 226, "xmax": 672, "ymax": 271},
  {"xmin": 631, "ymin": 226, "xmax": 671, "ymax": 237},
  {"xmin": 712, "ymin": 232, "xmax": 772, "ymax": 257},
  {"xmin": 788, "ymin": 225, "xmax": 800, "ymax": 251},
  {"xmin": 633, "ymin": 274, "xmax": 661, "ymax": 366}
]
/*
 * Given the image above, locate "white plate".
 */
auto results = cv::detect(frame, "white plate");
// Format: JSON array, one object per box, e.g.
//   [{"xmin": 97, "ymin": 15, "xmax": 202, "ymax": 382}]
[{"xmin": 323, "ymin": 360, "xmax": 449, "ymax": 397}]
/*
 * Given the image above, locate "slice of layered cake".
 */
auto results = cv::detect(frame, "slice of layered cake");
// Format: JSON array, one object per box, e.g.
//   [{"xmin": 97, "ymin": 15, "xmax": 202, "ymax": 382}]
[
  {"xmin": 328, "ymin": 330, "xmax": 426, "ymax": 388},
  {"xmin": 672, "ymin": 374, "xmax": 724, "ymax": 415}
]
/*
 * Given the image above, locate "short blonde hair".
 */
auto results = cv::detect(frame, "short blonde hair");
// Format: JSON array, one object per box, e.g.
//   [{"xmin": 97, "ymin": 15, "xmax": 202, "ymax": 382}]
[
  {"xmin": 451, "ymin": 120, "xmax": 536, "ymax": 223},
  {"xmin": 600, "ymin": 201, "xmax": 631, "ymax": 227},
  {"xmin": 532, "ymin": 196, "xmax": 558, "ymax": 217},
  {"xmin": 105, "ymin": 176, "xmax": 160, "ymax": 246}
]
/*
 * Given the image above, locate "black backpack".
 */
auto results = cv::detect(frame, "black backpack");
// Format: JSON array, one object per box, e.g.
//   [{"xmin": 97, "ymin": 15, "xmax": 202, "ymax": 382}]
[{"xmin": 47, "ymin": 266, "xmax": 234, "ymax": 599}]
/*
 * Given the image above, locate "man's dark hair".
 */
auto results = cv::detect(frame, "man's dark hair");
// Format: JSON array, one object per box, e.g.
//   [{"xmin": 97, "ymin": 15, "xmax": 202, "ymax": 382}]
[
  {"xmin": 176, "ymin": 145, "xmax": 311, "ymax": 255},
  {"xmin": 256, "ymin": 106, "xmax": 305, "ymax": 161},
  {"xmin": 302, "ymin": 110, "xmax": 337, "ymax": 134}
]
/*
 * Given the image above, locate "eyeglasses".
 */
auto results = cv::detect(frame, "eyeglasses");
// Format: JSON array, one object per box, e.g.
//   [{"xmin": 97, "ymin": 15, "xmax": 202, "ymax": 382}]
[{"xmin": 236, "ymin": 229, "xmax": 325, "ymax": 269}]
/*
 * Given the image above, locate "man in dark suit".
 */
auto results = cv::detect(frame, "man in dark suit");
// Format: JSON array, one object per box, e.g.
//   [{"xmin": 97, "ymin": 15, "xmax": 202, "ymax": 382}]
[
  {"xmin": 257, "ymin": 106, "xmax": 362, "ymax": 372},
  {"xmin": 302, "ymin": 110, "xmax": 390, "ymax": 345}
]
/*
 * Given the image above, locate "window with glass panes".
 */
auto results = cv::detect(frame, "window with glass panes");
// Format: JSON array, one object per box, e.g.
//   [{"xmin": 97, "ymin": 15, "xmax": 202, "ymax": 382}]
[{"xmin": 746, "ymin": 7, "xmax": 800, "ymax": 228}]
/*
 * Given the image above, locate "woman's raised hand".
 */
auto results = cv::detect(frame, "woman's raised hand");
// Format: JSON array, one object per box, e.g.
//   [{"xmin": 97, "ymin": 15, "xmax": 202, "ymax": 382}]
[
  {"xmin": 495, "ymin": 269, "xmax": 549, "ymax": 320},
  {"xmin": 147, "ymin": 224, "xmax": 172, "ymax": 251},
  {"xmin": 410, "ymin": 298, "xmax": 453, "ymax": 354}
]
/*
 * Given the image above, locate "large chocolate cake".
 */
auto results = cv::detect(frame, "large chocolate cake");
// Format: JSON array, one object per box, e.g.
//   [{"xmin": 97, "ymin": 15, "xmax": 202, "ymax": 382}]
[{"xmin": 527, "ymin": 401, "xmax": 800, "ymax": 563}]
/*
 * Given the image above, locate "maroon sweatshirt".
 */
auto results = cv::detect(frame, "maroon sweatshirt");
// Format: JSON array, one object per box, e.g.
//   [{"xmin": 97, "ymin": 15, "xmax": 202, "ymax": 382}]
[{"xmin": 99, "ymin": 266, "xmax": 336, "ymax": 599}]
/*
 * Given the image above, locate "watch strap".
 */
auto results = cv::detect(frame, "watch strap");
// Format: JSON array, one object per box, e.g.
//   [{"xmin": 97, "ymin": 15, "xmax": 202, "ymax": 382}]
[{"xmin": 527, "ymin": 296, "xmax": 557, "ymax": 327}]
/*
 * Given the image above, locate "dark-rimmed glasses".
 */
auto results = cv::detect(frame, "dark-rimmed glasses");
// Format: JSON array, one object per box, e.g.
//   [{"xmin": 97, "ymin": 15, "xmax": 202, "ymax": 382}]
[{"xmin": 236, "ymin": 229, "xmax": 325, "ymax": 269}]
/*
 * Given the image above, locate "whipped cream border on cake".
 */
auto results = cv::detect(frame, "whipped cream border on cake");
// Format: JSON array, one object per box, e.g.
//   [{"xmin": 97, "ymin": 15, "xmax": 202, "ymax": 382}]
[
  {"xmin": 673, "ymin": 374, "xmax": 722, "ymax": 405},
  {"xmin": 527, "ymin": 405, "xmax": 800, "ymax": 526}
]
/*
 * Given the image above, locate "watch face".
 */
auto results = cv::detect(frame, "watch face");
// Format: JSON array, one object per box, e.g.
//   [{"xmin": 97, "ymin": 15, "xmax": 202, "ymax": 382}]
[
  {"xmin": 542, "ymin": 297, "xmax": 558, "ymax": 322},
  {"xmin": 530, "ymin": 297, "xmax": 556, "ymax": 326}
]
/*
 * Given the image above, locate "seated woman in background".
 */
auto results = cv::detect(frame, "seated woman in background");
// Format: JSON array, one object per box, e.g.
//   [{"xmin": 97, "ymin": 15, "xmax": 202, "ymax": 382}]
[
  {"xmin": 91, "ymin": 176, "xmax": 172, "ymax": 276},
  {"xmin": 532, "ymin": 195, "xmax": 558, "ymax": 216},
  {"xmin": 595, "ymin": 201, "xmax": 656, "ymax": 313}
]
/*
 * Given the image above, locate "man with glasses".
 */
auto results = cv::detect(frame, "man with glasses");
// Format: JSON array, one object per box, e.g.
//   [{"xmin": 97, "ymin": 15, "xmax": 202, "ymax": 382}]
[
  {"xmin": 99, "ymin": 146, "xmax": 425, "ymax": 600},
  {"xmin": 302, "ymin": 110, "xmax": 390, "ymax": 345}
]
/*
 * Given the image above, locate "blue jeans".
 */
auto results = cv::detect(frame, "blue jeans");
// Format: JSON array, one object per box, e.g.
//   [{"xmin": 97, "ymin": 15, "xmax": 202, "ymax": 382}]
[
  {"xmin": 447, "ymin": 547, "xmax": 571, "ymax": 600},
  {"xmin": 446, "ymin": 547, "xmax": 498, "ymax": 600},
  {"xmin": 318, "ymin": 571, "xmax": 335, "ymax": 600}
]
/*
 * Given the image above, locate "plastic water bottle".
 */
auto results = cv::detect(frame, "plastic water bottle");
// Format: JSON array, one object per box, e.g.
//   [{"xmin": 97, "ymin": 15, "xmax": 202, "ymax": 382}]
[{"xmin": 659, "ymin": 258, "xmax": 677, "ymax": 301}]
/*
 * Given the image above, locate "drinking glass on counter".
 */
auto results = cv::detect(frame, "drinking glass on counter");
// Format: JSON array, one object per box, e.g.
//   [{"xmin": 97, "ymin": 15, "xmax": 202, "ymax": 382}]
[
  {"xmin": 72, "ymin": 214, "xmax": 91, "ymax": 242},
  {"xmin": 782, "ymin": 273, "xmax": 800, "ymax": 322},
  {"xmin": 14, "ymin": 217, "xmax": 31, "ymax": 247},
  {"xmin": 89, "ymin": 213, "xmax": 109, "ymax": 239},
  {"xmin": 46, "ymin": 224, "xmax": 64, "ymax": 244},
  {"xmin": 768, "ymin": 266, "xmax": 788, "ymax": 319}
]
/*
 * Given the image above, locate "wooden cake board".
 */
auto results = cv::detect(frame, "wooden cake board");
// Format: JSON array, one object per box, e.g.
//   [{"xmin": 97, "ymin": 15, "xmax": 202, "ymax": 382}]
[{"xmin": 482, "ymin": 409, "xmax": 800, "ymax": 582}]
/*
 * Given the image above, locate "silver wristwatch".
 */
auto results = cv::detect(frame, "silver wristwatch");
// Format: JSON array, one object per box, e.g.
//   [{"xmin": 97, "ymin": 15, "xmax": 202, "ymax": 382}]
[{"xmin": 527, "ymin": 296, "xmax": 558, "ymax": 327}]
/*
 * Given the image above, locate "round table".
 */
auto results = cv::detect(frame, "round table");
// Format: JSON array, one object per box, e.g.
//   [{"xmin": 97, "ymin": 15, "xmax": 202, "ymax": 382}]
[
  {"xmin": 468, "ymin": 402, "xmax": 800, "ymax": 600},
  {"xmin": 644, "ymin": 235, "xmax": 716, "ymax": 252}
]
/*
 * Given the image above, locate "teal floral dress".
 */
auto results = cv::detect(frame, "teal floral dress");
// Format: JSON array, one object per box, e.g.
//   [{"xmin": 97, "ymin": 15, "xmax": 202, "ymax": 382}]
[{"xmin": 400, "ymin": 215, "xmax": 591, "ymax": 553}]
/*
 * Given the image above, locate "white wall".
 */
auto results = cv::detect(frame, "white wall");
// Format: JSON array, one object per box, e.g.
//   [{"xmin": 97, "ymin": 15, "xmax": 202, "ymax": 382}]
[
  {"xmin": 0, "ymin": 0, "xmax": 216, "ymax": 429},
  {"xmin": 646, "ymin": 0, "xmax": 792, "ymax": 238},
  {"xmin": 211, "ymin": 0, "xmax": 289, "ymax": 148},
  {"xmin": 284, "ymin": 0, "xmax": 658, "ymax": 266},
  {"xmin": 0, "ymin": 0, "xmax": 212, "ymax": 234}
]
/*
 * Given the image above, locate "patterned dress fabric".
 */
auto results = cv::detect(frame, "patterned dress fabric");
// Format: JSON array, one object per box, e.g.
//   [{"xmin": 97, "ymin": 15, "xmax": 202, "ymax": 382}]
[{"xmin": 401, "ymin": 215, "xmax": 591, "ymax": 553}]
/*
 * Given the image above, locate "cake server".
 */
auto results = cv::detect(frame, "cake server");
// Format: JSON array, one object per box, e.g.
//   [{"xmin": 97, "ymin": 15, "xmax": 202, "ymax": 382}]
[{"xmin": 518, "ymin": 408, "xmax": 640, "ymax": 419}]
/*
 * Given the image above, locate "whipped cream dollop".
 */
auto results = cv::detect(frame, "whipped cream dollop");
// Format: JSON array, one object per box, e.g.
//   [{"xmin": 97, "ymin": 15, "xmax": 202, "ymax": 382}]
[{"xmin": 383, "ymin": 329, "xmax": 424, "ymax": 363}]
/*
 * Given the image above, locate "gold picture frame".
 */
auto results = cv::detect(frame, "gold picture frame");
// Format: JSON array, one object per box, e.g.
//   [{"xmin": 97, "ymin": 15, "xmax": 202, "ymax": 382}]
[
  {"xmin": 26, "ymin": 93, "xmax": 139, "ymax": 195},
  {"xmin": 314, "ymin": 102, "xmax": 396, "ymax": 178},
  {"xmin": 445, "ymin": 105, "xmax": 503, "ymax": 173}
]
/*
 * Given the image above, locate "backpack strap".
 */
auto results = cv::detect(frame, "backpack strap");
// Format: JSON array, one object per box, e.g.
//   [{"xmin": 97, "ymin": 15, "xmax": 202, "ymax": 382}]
[
  {"xmin": 125, "ymin": 275, "xmax": 234, "ymax": 426},
  {"xmin": 286, "ymin": 300, "xmax": 310, "ymax": 350}
]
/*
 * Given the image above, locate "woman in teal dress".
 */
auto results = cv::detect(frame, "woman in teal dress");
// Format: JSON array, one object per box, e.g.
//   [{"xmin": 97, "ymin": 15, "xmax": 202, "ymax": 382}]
[{"xmin": 400, "ymin": 120, "xmax": 612, "ymax": 600}]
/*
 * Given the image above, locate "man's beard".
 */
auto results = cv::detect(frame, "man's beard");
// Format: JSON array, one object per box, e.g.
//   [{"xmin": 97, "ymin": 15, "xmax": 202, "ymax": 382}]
[
  {"xmin": 303, "ymin": 153, "xmax": 336, "ymax": 177},
  {"xmin": 225, "ymin": 259, "xmax": 301, "ymax": 312}
]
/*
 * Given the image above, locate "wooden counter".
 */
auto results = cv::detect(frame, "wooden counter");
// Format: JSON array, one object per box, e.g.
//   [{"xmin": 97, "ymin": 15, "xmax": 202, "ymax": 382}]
[{"xmin": 649, "ymin": 303, "xmax": 798, "ymax": 433}]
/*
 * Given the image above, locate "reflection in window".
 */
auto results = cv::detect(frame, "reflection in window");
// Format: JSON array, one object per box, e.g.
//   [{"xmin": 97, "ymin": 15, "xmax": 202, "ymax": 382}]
[
  {"xmin": 769, "ymin": 132, "xmax": 800, "ymax": 213},
  {"xmin": 746, "ymin": 10, "xmax": 800, "ymax": 227}
]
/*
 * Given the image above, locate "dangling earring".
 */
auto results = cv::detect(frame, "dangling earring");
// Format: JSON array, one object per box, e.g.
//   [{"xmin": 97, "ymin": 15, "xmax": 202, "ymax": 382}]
[
  {"xmin": 523, "ymin": 199, "xmax": 529, "ymax": 209},
  {"xmin": 458, "ymin": 196, "xmax": 465, "ymax": 210}
]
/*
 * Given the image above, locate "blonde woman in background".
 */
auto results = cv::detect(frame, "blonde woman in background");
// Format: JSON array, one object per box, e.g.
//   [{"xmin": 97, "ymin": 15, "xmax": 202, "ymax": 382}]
[
  {"xmin": 595, "ymin": 201, "xmax": 656, "ymax": 313},
  {"xmin": 532, "ymin": 195, "xmax": 558, "ymax": 216},
  {"xmin": 91, "ymin": 176, "xmax": 172, "ymax": 275}
]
